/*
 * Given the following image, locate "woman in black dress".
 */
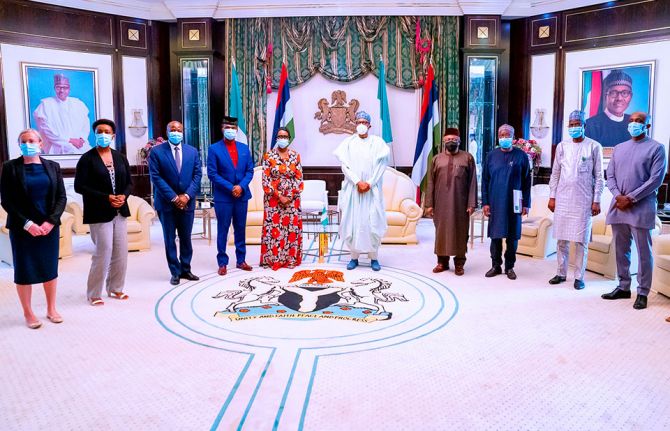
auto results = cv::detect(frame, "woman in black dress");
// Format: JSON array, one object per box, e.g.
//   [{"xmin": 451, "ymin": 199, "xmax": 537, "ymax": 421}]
[{"xmin": 1, "ymin": 129, "xmax": 66, "ymax": 329}]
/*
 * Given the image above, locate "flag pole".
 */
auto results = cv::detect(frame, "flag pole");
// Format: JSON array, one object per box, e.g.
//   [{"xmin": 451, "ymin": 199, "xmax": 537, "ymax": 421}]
[{"xmin": 378, "ymin": 54, "xmax": 396, "ymax": 169}]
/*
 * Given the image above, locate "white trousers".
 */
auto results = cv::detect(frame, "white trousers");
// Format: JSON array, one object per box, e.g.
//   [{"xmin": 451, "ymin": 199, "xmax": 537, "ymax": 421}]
[{"xmin": 556, "ymin": 239, "xmax": 587, "ymax": 280}]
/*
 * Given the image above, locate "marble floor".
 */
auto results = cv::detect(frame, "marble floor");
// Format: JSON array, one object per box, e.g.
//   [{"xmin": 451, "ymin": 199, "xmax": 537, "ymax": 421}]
[{"xmin": 1, "ymin": 219, "xmax": 669, "ymax": 430}]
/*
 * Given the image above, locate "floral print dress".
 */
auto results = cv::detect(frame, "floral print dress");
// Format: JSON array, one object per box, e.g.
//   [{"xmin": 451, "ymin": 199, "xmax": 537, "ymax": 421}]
[{"xmin": 260, "ymin": 149, "xmax": 304, "ymax": 270}]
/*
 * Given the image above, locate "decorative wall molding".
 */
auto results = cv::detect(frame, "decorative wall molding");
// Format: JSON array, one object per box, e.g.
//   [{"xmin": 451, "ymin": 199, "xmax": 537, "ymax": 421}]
[{"xmin": 465, "ymin": 16, "xmax": 500, "ymax": 48}]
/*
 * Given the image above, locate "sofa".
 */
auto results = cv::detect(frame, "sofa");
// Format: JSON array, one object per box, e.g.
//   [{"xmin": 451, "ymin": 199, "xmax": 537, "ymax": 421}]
[
  {"xmin": 380, "ymin": 167, "xmax": 422, "ymax": 244},
  {"xmin": 65, "ymin": 193, "xmax": 89, "ymax": 234},
  {"xmin": 0, "ymin": 207, "xmax": 75, "ymax": 265},
  {"xmin": 126, "ymin": 195, "xmax": 156, "ymax": 251},
  {"xmin": 651, "ymin": 234, "xmax": 670, "ymax": 299},
  {"xmin": 517, "ymin": 185, "xmax": 556, "ymax": 259}
]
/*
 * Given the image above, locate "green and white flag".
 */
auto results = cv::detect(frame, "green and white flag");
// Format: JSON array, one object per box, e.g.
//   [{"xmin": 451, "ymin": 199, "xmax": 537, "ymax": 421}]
[{"xmin": 229, "ymin": 62, "xmax": 248, "ymax": 145}]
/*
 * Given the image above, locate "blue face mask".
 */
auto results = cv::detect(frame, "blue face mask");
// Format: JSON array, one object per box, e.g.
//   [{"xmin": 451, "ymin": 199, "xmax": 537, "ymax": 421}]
[
  {"xmin": 20, "ymin": 142, "xmax": 41, "ymax": 157},
  {"xmin": 168, "ymin": 131, "xmax": 183, "ymax": 145},
  {"xmin": 95, "ymin": 133, "xmax": 113, "ymax": 148},
  {"xmin": 568, "ymin": 126, "xmax": 584, "ymax": 139},
  {"xmin": 499, "ymin": 137, "xmax": 513, "ymax": 149},
  {"xmin": 223, "ymin": 129, "xmax": 237, "ymax": 141},
  {"xmin": 628, "ymin": 122, "xmax": 646, "ymax": 138},
  {"xmin": 276, "ymin": 138, "xmax": 290, "ymax": 149}
]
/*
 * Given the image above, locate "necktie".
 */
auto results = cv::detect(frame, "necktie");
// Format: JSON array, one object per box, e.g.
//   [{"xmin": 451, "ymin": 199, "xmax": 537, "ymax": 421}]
[{"xmin": 174, "ymin": 146, "xmax": 181, "ymax": 173}]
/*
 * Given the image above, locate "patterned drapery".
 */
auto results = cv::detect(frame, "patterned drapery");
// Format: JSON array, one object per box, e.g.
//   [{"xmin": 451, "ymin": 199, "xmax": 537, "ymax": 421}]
[{"xmin": 225, "ymin": 16, "xmax": 459, "ymax": 164}]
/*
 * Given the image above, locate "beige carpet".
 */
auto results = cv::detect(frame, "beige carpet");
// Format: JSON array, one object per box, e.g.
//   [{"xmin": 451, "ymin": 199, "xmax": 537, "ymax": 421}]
[{"xmin": 1, "ymin": 219, "xmax": 669, "ymax": 430}]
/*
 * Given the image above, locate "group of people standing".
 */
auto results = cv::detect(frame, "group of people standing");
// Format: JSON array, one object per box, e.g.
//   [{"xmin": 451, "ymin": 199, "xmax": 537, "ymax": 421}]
[
  {"xmin": 425, "ymin": 109, "xmax": 666, "ymax": 312},
  {"xmin": 1, "ymin": 106, "xmax": 667, "ymax": 329}
]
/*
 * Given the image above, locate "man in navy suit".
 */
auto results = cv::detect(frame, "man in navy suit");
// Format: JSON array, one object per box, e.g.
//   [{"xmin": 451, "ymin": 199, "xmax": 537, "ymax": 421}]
[
  {"xmin": 207, "ymin": 116, "xmax": 254, "ymax": 275},
  {"xmin": 149, "ymin": 121, "xmax": 202, "ymax": 285}
]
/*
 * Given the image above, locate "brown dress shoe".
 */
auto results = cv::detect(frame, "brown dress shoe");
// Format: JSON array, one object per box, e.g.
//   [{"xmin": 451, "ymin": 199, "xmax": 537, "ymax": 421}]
[
  {"xmin": 236, "ymin": 262, "xmax": 253, "ymax": 271},
  {"xmin": 218, "ymin": 266, "xmax": 227, "ymax": 276},
  {"xmin": 666, "ymin": 316, "xmax": 670, "ymax": 323},
  {"xmin": 454, "ymin": 266, "xmax": 465, "ymax": 276},
  {"xmin": 432, "ymin": 263, "xmax": 446, "ymax": 273}
]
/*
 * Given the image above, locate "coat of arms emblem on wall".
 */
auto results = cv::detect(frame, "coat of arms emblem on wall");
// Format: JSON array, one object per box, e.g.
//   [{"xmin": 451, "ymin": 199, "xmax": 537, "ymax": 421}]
[{"xmin": 314, "ymin": 90, "xmax": 360, "ymax": 135}]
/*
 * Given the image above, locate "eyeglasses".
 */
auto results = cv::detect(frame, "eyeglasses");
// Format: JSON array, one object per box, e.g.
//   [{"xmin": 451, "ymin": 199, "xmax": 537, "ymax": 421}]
[
  {"xmin": 443, "ymin": 139, "xmax": 460, "ymax": 144},
  {"xmin": 607, "ymin": 90, "xmax": 632, "ymax": 98}
]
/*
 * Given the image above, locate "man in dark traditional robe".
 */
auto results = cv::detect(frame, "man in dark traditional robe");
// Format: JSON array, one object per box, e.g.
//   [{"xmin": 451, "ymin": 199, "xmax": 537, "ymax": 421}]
[
  {"xmin": 585, "ymin": 69, "xmax": 634, "ymax": 148},
  {"xmin": 425, "ymin": 127, "xmax": 477, "ymax": 276},
  {"xmin": 482, "ymin": 124, "xmax": 532, "ymax": 280}
]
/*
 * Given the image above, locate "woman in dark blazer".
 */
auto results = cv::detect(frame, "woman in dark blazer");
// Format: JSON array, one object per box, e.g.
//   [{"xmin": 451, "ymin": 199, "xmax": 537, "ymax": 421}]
[
  {"xmin": 74, "ymin": 119, "xmax": 132, "ymax": 306},
  {"xmin": 1, "ymin": 129, "xmax": 66, "ymax": 329}
]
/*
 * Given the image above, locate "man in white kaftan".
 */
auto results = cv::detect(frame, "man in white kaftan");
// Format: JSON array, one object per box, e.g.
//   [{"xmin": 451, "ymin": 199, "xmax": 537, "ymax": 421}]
[
  {"xmin": 33, "ymin": 74, "xmax": 90, "ymax": 155},
  {"xmin": 548, "ymin": 110, "xmax": 604, "ymax": 289},
  {"xmin": 334, "ymin": 111, "xmax": 389, "ymax": 272}
]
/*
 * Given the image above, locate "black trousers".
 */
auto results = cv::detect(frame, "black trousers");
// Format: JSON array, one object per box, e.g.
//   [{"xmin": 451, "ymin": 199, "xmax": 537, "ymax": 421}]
[
  {"xmin": 490, "ymin": 238, "xmax": 518, "ymax": 271},
  {"xmin": 437, "ymin": 255, "xmax": 466, "ymax": 267}
]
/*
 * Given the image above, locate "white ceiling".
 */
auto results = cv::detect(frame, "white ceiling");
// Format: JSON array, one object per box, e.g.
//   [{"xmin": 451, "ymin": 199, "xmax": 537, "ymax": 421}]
[{"xmin": 32, "ymin": 0, "xmax": 607, "ymax": 20}]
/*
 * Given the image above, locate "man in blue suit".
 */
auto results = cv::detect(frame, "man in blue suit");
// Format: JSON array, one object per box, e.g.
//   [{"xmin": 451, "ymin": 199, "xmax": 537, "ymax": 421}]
[
  {"xmin": 149, "ymin": 121, "xmax": 202, "ymax": 285},
  {"xmin": 207, "ymin": 116, "xmax": 254, "ymax": 276}
]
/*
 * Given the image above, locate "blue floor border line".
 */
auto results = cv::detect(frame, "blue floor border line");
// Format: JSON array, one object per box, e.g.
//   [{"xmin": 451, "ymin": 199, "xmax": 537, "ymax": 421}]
[{"xmin": 237, "ymin": 348, "xmax": 277, "ymax": 430}]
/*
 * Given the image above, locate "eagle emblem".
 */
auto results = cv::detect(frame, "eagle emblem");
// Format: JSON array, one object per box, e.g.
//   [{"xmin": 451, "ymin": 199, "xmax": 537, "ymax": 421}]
[{"xmin": 314, "ymin": 90, "xmax": 360, "ymax": 135}]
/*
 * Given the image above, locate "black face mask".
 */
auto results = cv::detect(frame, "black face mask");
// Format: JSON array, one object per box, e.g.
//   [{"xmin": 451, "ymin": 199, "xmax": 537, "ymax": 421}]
[{"xmin": 445, "ymin": 142, "xmax": 459, "ymax": 153}]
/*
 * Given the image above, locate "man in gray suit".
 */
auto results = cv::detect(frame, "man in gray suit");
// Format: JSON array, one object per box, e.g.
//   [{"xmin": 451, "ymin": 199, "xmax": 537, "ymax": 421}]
[{"xmin": 602, "ymin": 112, "xmax": 666, "ymax": 309}]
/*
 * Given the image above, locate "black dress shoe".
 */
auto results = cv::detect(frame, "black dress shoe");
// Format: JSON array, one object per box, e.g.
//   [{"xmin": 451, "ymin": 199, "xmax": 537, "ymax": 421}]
[
  {"xmin": 573, "ymin": 279, "xmax": 585, "ymax": 290},
  {"xmin": 485, "ymin": 267, "xmax": 502, "ymax": 278},
  {"xmin": 549, "ymin": 275, "xmax": 566, "ymax": 285},
  {"xmin": 180, "ymin": 272, "xmax": 200, "ymax": 281},
  {"xmin": 506, "ymin": 269, "xmax": 517, "ymax": 280},
  {"xmin": 633, "ymin": 294, "xmax": 648, "ymax": 310},
  {"xmin": 170, "ymin": 275, "xmax": 180, "ymax": 286},
  {"xmin": 601, "ymin": 288, "xmax": 631, "ymax": 300}
]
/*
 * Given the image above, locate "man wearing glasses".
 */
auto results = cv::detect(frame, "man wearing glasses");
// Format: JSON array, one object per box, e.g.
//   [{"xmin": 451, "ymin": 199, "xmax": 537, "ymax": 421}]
[{"xmin": 585, "ymin": 70, "xmax": 634, "ymax": 148}]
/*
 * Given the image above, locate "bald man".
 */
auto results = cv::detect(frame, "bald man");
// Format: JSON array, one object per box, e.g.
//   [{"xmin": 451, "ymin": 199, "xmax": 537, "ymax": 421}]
[
  {"xmin": 149, "ymin": 121, "xmax": 202, "ymax": 285},
  {"xmin": 602, "ymin": 112, "xmax": 666, "ymax": 309}
]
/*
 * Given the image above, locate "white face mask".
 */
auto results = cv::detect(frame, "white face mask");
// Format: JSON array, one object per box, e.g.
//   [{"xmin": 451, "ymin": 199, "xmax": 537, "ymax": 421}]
[{"xmin": 356, "ymin": 124, "xmax": 369, "ymax": 136}]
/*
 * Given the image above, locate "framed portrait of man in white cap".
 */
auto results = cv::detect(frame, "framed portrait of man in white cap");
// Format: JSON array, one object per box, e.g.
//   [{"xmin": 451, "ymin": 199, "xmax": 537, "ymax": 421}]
[
  {"xmin": 22, "ymin": 64, "xmax": 98, "ymax": 156},
  {"xmin": 579, "ymin": 61, "xmax": 655, "ymax": 156}
]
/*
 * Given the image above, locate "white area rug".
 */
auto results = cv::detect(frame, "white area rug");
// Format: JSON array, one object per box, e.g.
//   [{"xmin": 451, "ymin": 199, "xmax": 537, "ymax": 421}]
[{"xmin": 1, "ymin": 219, "xmax": 669, "ymax": 430}]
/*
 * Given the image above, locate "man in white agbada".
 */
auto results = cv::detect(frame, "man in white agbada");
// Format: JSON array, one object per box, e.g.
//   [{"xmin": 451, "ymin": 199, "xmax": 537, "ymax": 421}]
[
  {"xmin": 33, "ymin": 74, "xmax": 90, "ymax": 155},
  {"xmin": 334, "ymin": 111, "xmax": 389, "ymax": 272},
  {"xmin": 548, "ymin": 109, "xmax": 604, "ymax": 289}
]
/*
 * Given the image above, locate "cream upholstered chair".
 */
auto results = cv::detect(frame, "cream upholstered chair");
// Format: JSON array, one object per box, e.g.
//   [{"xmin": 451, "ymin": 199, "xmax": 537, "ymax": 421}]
[
  {"xmin": 517, "ymin": 185, "xmax": 556, "ymax": 259},
  {"xmin": 126, "ymin": 195, "xmax": 156, "ymax": 251},
  {"xmin": 651, "ymin": 234, "xmax": 670, "ymax": 299},
  {"xmin": 579, "ymin": 187, "xmax": 662, "ymax": 279},
  {"xmin": 229, "ymin": 166, "xmax": 264, "ymax": 245},
  {"xmin": 381, "ymin": 167, "xmax": 422, "ymax": 244},
  {"xmin": 0, "ymin": 206, "xmax": 75, "ymax": 264},
  {"xmin": 301, "ymin": 180, "xmax": 329, "ymax": 213},
  {"xmin": 65, "ymin": 193, "xmax": 89, "ymax": 235}
]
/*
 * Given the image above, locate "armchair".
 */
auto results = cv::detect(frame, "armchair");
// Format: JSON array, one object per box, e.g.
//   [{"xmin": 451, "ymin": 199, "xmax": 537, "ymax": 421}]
[
  {"xmin": 126, "ymin": 195, "xmax": 156, "ymax": 251},
  {"xmin": 652, "ymin": 234, "xmax": 670, "ymax": 299},
  {"xmin": 517, "ymin": 187, "xmax": 556, "ymax": 259},
  {"xmin": 381, "ymin": 167, "xmax": 422, "ymax": 244}
]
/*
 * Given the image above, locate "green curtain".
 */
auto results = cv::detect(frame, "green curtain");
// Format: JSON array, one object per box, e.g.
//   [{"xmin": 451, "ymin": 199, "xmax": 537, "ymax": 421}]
[{"xmin": 225, "ymin": 16, "xmax": 459, "ymax": 164}]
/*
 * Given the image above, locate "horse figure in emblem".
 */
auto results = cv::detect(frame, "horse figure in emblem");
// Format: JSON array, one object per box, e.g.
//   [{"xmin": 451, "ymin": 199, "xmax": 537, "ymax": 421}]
[
  {"xmin": 341, "ymin": 278, "xmax": 408, "ymax": 315},
  {"xmin": 212, "ymin": 276, "xmax": 282, "ymax": 312}
]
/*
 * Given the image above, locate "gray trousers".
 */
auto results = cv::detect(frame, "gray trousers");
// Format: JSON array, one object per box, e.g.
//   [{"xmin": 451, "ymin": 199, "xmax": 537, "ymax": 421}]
[
  {"xmin": 87, "ymin": 214, "xmax": 128, "ymax": 299},
  {"xmin": 557, "ymin": 240, "xmax": 587, "ymax": 280},
  {"xmin": 612, "ymin": 223, "xmax": 653, "ymax": 296},
  {"xmin": 350, "ymin": 248, "xmax": 378, "ymax": 260}
]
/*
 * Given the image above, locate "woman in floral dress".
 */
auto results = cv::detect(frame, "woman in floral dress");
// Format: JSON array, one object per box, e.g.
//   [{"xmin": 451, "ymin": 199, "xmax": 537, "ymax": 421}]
[{"xmin": 260, "ymin": 127, "xmax": 304, "ymax": 270}]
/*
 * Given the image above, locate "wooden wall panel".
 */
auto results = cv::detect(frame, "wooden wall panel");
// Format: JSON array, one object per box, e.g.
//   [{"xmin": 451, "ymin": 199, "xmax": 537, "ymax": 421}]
[{"xmin": 0, "ymin": 0, "xmax": 113, "ymax": 48}]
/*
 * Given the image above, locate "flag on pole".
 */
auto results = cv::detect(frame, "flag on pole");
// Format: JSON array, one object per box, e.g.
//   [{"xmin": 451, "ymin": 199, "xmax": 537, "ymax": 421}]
[
  {"xmin": 377, "ymin": 58, "xmax": 393, "ymax": 145},
  {"xmin": 582, "ymin": 70, "xmax": 602, "ymax": 117},
  {"xmin": 271, "ymin": 62, "xmax": 295, "ymax": 149},
  {"xmin": 411, "ymin": 64, "xmax": 440, "ymax": 193},
  {"xmin": 229, "ymin": 62, "xmax": 248, "ymax": 145}
]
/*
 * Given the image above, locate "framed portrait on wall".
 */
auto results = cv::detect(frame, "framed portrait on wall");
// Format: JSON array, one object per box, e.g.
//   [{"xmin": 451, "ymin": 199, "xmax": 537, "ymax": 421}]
[
  {"xmin": 579, "ymin": 61, "xmax": 655, "ymax": 158},
  {"xmin": 21, "ymin": 63, "xmax": 99, "ymax": 156}
]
